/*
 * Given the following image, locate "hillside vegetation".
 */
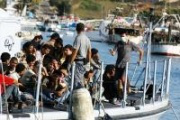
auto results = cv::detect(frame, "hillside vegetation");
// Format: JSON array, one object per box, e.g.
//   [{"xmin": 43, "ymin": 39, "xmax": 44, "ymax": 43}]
[{"xmin": 63, "ymin": 0, "xmax": 180, "ymax": 19}]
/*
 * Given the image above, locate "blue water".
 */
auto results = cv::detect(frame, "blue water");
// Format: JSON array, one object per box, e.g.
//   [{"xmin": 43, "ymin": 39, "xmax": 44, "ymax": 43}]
[{"xmin": 46, "ymin": 31, "xmax": 180, "ymax": 120}]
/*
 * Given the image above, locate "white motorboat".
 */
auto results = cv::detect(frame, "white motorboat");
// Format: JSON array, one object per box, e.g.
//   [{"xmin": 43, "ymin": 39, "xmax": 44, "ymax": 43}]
[
  {"xmin": 151, "ymin": 13, "xmax": 180, "ymax": 56},
  {"xmin": 151, "ymin": 43, "xmax": 180, "ymax": 56},
  {"xmin": 0, "ymin": 8, "xmax": 22, "ymax": 57},
  {"xmin": 0, "ymin": 11, "xmax": 172, "ymax": 119},
  {"xmin": 0, "ymin": 58, "xmax": 172, "ymax": 120},
  {"xmin": 98, "ymin": 15, "xmax": 144, "ymax": 44}
]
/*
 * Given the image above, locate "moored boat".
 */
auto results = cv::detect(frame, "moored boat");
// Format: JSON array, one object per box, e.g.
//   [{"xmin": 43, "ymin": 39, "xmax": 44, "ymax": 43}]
[{"xmin": 151, "ymin": 13, "xmax": 180, "ymax": 56}]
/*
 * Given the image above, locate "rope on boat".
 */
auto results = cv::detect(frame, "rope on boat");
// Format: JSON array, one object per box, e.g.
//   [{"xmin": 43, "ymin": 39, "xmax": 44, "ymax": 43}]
[
  {"xmin": 171, "ymin": 103, "xmax": 180, "ymax": 120},
  {"xmin": 0, "ymin": 61, "xmax": 10, "ymax": 120}
]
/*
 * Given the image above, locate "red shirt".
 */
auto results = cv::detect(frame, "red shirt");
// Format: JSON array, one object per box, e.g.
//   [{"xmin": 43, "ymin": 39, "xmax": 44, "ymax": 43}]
[{"xmin": 0, "ymin": 74, "xmax": 14, "ymax": 94}]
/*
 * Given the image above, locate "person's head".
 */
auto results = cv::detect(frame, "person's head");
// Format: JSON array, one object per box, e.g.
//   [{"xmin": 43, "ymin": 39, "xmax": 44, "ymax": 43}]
[
  {"xmin": 33, "ymin": 35, "xmax": 43, "ymax": 43},
  {"xmin": 41, "ymin": 44, "xmax": 52, "ymax": 55},
  {"xmin": 26, "ymin": 54, "xmax": 36, "ymax": 67},
  {"xmin": 84, "ymin": 70, "xmax": 94, "ymax": 79},
  {"xmin": 46, "ymin": 57, "xmax": 55, "ymax": 72},
  {"xmin": 64, "ymin": 44, "xmax": 73, "ymax": 56},
  {"xmin": 52, "ymin": 58, "xmax": 59, "ymax": 70},
  {"xmin": 104, "ymin": 64, "xmax": 115, "ymax": 77},
  {"xmin": 91, "ymin": 48, "xmax": 99, "ymax": 58},
  {"xmin": 16, "ymin": 63, "xmax": 26, "ymax": 76},
  {"xmin": 50, "ymin": 32, "xmax": 60, "ymax": 41},
  {"xmin": 9, "ymin": 57, "xmax": 18, "ymax": 69},
  {"xmin": 54, "ymin": 68, "xmax": 68, "ymax": 78},
  {"xmin": 54, "ymin": 68, "xmax": 68, "ymax": 83},
  {"xmin": 23, "ymin": 42, "xmax": 36, "ymax": 55},
  {"xmin": 76, "ymin": 23, "xmax": 85, "ymax": 33},
  {"xmin": 55, "ymin": 37, "xmax": 63, "ymax": 48},
  {"xmin": 1, "ymin": 52, "xmax": 11, "ymax": 64}
]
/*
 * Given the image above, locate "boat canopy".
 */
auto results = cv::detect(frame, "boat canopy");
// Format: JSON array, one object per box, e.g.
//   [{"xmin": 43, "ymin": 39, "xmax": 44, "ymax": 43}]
[{"xmin": 0, "ymin": 9, "xmax": 9, "ymax": 18}]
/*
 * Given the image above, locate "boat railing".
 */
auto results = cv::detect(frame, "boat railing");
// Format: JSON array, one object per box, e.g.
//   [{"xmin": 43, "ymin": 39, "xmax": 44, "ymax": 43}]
[
  {"xmin": 67, "ymin": 58, "xmax": 172, "ymax": 112},
  {"xmin": 121, "ymin": 59, "xmax": 172, "ymax": 107},
  {"xmin": 90, "ymin": 59, "xmax": 172, "ymax": 108}
]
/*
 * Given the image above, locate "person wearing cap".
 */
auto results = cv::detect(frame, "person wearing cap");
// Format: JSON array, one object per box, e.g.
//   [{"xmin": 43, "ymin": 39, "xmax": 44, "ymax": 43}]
[
  {"xmin": 70, "ymin": 23, "xmax": 91, "ymax": 89},
  {"xmin": 109, "ymin": 33, "xmax": 143, "ymax": 99}
]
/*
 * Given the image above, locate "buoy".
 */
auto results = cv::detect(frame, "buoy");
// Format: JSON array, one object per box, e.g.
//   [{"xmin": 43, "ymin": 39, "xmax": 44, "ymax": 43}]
[{"xmin": 72, "ymin": 88, "xmax": 94, "ymax": 120}]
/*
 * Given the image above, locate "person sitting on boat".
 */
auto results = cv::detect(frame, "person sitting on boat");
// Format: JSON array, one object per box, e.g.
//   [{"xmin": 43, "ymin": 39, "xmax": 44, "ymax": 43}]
[
  {"xmin": 20, "ymin": 54, "xmax": 37, "ymax": 96},
  {"xmin": 42, "ymin": 69, "xmax": 69, "ymax": 109},
  {"xmin": 43, "ymin": 55, "xmax": 58, "ymax": 76},
  {"xmin": 35, "ymin": 44, "xmax": 52, "ymax": 61},
  {"xmin": 0, "ymin": 52, "xmax": 11, "ymax": 75},
  {"xmin": 0, "ymin": 65, "xmax": 23, "ymax": 111},
  {"xmin": 83, "ymin": 70, "xmax": 94, "ymax": 91},
  {"xmin": 46, "ymin": 32, "xmax": 61, "ymax": 47},
  {"xmin": 52, "ymin": 37, "xmax": 64, "ymax": 62},
  {"xmin": 103, "ymin": 65, "xmax": 118, "ymax": 104},
  {"xmin": 109, "ymin": 33, "xmax": 143, "ymax": 99},
  {"xmin": 22, "ymin": 42, "xmax": 37, "ymax": 57},
  {"xmin": 90, "ymin": 48, "xmax": 101, "ymax": 99},
  {"xmin": 70, "ymin": 23, "xmax": 91, "ymax": 89},
  {"xmin": 30, "ymin": 34, "xmax": 43, "ymax": 51},
  {"xmin": 60, "ymin": 44, "xmax": 73, "ymax": 71},
  {"xmin": 7, "ymin": 57, "xmax": 18, "ymax": 74},
  {"xmin": 8, "ymin": 63, "xmax": 34, "ymax": 107},
  {"xmin": 90, "ymin": 48, "xmax": 101, "ymax": 81}
]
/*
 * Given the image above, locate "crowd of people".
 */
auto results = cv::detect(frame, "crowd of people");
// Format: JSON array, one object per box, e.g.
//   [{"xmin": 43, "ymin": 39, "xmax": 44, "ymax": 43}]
[{"xmin": 0, "ymin": 22, "xmax": 143, "ymax": 112}]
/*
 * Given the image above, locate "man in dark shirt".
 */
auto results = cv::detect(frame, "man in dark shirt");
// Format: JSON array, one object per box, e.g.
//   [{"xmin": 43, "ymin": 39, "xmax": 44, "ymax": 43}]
[{"xmin": 110, "ymin": 34, "xmax": 143, "ymax": 98}]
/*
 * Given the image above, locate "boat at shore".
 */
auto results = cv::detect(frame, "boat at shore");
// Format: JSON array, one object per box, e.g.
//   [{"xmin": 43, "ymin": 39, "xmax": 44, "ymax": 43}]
[
  {"xmin": 98, "ymin": 14, "xmax": 144, "ymax": 45},
  {"xmin": 151, "ymin": 13, "xmax": 180, "ymax": 56}
]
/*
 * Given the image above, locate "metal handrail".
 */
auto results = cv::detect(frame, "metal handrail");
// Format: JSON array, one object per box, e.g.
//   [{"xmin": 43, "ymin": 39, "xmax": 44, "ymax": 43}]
[
  {"xmin": 35, "ymin": 55, "xmax": 44, "ymax": 118},
  {"xmin": 68, "ymin": 62, "xmax": 75, "ymax": 119},
  {"xmin": 103, "ymin": 59, "xmax": 165, "ymax": 66},
  {"xmin": 122, "ymin": 62, "xmax": 128, "ymax": 108},
  {"xmin": 161, "ymin": 60, "xmax": 167, "ymax": 100},
  {"xmin": 152, "ymin": 61, "xmax": 157, "ymax": 104},
  {"xmin": 166, "ymin": 59, "xmax": 171, "ymax": 96}
]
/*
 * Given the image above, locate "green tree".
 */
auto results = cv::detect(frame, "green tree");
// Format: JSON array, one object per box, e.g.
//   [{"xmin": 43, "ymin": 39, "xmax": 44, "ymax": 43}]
[
  {"xmin": 0, "ymin": 0, "xmax": 6, "ymax": 8},
  {"xmin": 49, "ymin": 0, "xmax": 71, "ymax": 16}
]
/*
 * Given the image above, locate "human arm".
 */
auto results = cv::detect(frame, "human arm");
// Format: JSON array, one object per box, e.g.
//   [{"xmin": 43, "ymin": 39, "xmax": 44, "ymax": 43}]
[
  {"xmin": 70, "ymin": 37, "xmax": 80, "ymax": 64},
  {"xmin": 138, "ymin": 48, "xmax": 144, "ymax": 65},
  {"xmin": 131, "ymin": 42, "xmax": 144, "ymax": 65},
  {"xmin": 86, "ymin": 47, "xmax": 91, "ymax": 64},
  {"xmin": 70, "ymin": 48, "xmax": 78, "ymax": 64}
]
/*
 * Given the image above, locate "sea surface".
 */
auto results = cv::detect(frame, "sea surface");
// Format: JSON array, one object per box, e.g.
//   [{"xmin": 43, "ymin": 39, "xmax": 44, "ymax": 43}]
[{"xmin": 45, "ymin": 31, "xmax": 180, "ymax": 120}]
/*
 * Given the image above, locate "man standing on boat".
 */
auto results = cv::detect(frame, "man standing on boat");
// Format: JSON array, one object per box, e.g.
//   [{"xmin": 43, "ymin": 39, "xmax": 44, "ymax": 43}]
[
  {"xmin": 109, "ymin": 33, "xmax": 143, "ymax": 99},
  {"xmin": 71, "ymin": 23, "xmax": 91, "ymax": 89}
]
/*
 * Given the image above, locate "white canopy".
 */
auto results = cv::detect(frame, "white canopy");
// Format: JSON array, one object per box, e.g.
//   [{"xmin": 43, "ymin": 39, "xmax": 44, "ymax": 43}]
[{"xmin": 0, "ymin": 8, "xmax": 9, "ymax": 17}]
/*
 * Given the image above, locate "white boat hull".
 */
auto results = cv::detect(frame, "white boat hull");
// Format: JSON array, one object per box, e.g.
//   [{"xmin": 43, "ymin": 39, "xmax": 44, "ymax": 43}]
[
  {"xmin": 151, "ymin": 44, "xmax": 180, "ymax": 56},
  {"xmin": 0, "ymin": 100, "xmax": 170, "ymax": 120}
]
